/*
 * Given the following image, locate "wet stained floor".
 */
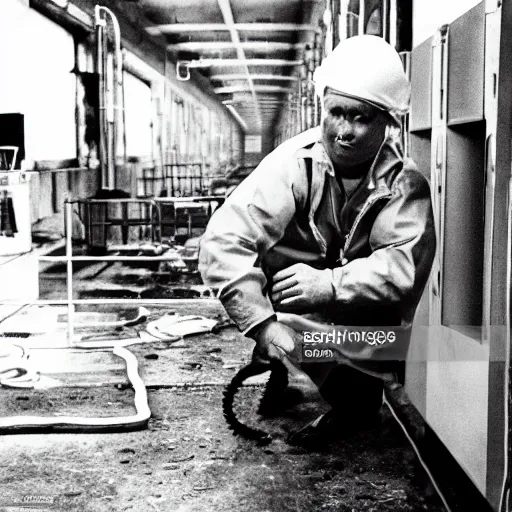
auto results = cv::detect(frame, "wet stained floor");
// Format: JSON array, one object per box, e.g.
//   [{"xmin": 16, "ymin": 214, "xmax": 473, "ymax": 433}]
[{"xmin": 0, "ymin": 261, "xmax": 446, "ymax": 511}]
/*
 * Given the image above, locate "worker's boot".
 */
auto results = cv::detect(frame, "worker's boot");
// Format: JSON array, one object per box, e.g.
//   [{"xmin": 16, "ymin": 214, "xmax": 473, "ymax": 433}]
[
  {"xmin": 287, "ymin": 364, "xmax": 384, "ymax": 450},
  {"xmin": 286, "ymin": 408, "xmax": 382, "ymax": 450}
]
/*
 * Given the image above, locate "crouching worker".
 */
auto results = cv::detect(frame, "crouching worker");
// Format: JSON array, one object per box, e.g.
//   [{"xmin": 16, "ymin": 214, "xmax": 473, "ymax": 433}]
[{"xmin": 199, "ymin": 35, "xmax": 436, "ymax": 449}]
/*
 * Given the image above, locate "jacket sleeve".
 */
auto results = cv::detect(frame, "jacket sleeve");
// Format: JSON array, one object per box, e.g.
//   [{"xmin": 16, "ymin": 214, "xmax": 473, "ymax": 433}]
[
  {"xmin": 332, "ymin": 169, "xmax": 436, "ymax": 308},
  {"xmin": 199, "ymin": 152, "xmax": 305, "ymax": 334}
]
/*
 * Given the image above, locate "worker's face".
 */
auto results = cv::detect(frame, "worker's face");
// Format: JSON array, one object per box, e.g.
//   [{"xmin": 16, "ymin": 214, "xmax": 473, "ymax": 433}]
[{"xmin": 322, "ymin": 90, "xmax": 388, "ymax": 171}]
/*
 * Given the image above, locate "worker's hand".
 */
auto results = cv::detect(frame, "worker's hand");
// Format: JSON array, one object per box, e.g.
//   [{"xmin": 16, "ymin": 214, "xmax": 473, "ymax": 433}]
[
  {"xmin": 270, "ymin": 263, "xmax": 334, "ymax": 311},
  {"xmin": 249, "ymin": 320, "xmax": 299, "ymax": 365}
]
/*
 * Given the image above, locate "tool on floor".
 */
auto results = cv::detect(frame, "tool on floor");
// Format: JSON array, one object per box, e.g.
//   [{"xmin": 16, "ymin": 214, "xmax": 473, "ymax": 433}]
[
  {"xmin": 145, "ymin": 314, "xmax": 218, "ymax": 339},
  {"xmin": 222, "ymin": 359, "xmax": 289, "ymax": 445}
]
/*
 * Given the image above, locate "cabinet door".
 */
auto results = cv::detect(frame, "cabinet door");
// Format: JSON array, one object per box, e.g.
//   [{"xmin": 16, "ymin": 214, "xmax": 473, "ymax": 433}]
[
  {"xmin": 447, "ymin": 1, "xmax": 485, "ymax": 125},
  {"xmin": 442, "ymin": 123, "xmax": 486, "ymax": 330},
  {"xmin": 410, "ymin": 36, "xmax": 433, "ymax": 131}
]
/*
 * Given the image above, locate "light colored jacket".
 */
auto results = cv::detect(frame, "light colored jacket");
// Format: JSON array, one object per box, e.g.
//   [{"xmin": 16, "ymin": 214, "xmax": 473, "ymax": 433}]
[{"xmin": 199, "ymin": 127, "xmax": 435, "ymax": 367}]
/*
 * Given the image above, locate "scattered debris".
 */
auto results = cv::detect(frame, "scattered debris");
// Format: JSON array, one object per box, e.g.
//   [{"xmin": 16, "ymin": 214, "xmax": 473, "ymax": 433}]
[
  {"xmin": 62, "ymin": 490, "xmax": 83, "ymax": 497},
  {"xmin": 164, "ymin": 340, "xmax": 189, "ymax": 349},
  {"xmin": 58, "ymin": 307, "xmax": 150, "ymax": 328},
  {"xmin": 179, "ymin": 362, "xmax": 202, "ymax": 370},
  {"xmin": 192, "ymin": 485, "xmax": 215, "ymax": 492},
  {"xmin": 169, "ymin": 454, "xmax": 195, "ymax": 463},
  {"xmin": 146, "ymin": 315, "xmax": 218, "ymax": 339},
  {"xmin": 162, "ymin": 463, "xmax": 180, "ymax": 470},
  {"xmin": 118, "ymin": 448, "xmax": 136, "ymax": 455}
]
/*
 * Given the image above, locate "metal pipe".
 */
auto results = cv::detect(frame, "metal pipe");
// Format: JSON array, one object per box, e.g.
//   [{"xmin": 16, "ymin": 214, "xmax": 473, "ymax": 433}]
[
  {"xmin": 65, "ymin": 201, "xmax": 74, "ymax": 346},
  {"xmin": 184, "ymin": 58, "xmax": 303, "ymax": 68},
  {"xmin": 95, "ymin": 5, "xmax": 124, "ymax": 190},
  {"xmin": 313, "ymin": 32, "xmax": 323, "ymax": 125},
  {"xmin": 389, "ymin": 0, "xmax": 397, "ymax": 47},
  {"xmin": 382, "ymin": 0, "xmax": 389, "ymax": 41},
  {"xmin": 168, "ymin": 41, "xmax": 306, "ymax": 52},
  {"xmin": 147, "ymin": 23, "xmax": 321, "ymax": 35},
  {"xmin": 358, "ymin": 0, "xmax": 366, "ymax": 35},
  {"xmin": 212, "ymin": 74, "xmax": 299, "ymax": 81},
  {"xmin": 95, "ymin": 7, "xmax": 107, "ymax": 188},
  {"xmin": 215, "ymin": 85, "xmax": 295, "ymax": 94}
]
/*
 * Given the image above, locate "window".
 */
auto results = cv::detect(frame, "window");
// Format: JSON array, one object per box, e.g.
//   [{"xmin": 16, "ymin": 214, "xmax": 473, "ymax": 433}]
[
  {"xmin": 0, "ymin": 2, "xmax": 76, "ymax": 161},
  {"xmin": 124, "ymin": 72, "xmax": 153, "ymax": 160},
  {"xmin": 366, "ymin": 7, "xmax": 382, "ymax": 36}
]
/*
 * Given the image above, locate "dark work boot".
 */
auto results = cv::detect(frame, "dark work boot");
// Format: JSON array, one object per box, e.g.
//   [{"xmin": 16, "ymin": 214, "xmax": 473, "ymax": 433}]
[
  {"xmin": 287, "ymin": 364, "xmax": 384, "ymax": 450},
  {"xmin": 287, "ymin": 408, "xmax": 382, "ymax": 450}
]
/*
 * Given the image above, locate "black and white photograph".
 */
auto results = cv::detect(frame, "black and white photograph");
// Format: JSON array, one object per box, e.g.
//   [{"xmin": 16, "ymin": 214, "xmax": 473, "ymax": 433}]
[{"xmin": 0, "ymin": 0, "xmax": 509, "ymax": 510}]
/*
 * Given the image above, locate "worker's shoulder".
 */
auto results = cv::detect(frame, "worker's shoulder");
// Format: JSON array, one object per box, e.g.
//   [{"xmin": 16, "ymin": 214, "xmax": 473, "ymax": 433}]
[{"xmin": 392, "ymin": 157, "xmax": 431, "ymax": 194}]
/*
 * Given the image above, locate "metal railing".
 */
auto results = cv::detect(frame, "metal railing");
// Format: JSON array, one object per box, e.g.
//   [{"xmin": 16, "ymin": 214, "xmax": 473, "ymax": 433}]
[{"xmin": 137, "ymin": 162, "xmax": 214, "ymax": 198}]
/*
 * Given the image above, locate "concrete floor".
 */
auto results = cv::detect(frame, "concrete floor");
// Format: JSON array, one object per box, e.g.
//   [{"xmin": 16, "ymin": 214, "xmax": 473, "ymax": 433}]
[{"xmin": 0, "ymin": 297, "xmax": 446, "ymax": 512}]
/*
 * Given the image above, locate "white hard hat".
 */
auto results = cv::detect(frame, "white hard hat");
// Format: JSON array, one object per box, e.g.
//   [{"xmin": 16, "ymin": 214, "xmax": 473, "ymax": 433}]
[{"xmin": 313, "ymin": 35, "xmax": 410, "ymax": 116}]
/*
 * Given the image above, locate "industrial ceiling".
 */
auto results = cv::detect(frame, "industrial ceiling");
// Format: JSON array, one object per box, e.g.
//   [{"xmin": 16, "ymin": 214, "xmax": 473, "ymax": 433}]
[{"xmin": 140, "ymin": 0, "xmax": 325, "ymax": 134}]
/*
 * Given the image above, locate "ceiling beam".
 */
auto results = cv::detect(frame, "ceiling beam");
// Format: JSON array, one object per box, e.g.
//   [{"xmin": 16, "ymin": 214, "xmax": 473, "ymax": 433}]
[
  {"xmin": 186, "ymin": 58, "xmax": 303, "ymax": 68},
  {"xmin": 223, "ymin": 99, "xmax": 286, "ymax": 105},
  {"xmin": 146, "ymin": 23, "xmax": 320, "ymax": 36},
  {"xmin": 216, "ymin": 0, "xmax": 262, "ymax": 131},
  {"xmin": 212, "ymin": 73, "xmax": 298, "ymax": 81},
  {"xmin": 236, "ymin": 102, "xmax": 283, "ymax": 107},
  {"xmin": 234, "ymin": 102, "xmax": 286, "ymax": 106},
  {"xmin": 225, "ymin": 99, "xmax": 287, "ymax": 104},
  {"xmin": 225, "ymin": 104, "xmax": 248, "ymax": 131},
  {"xmin": 215, "ymin": 85, "xmax": 294, "ymax": 94},
  {"xmin": 168, "ymin": 41, "xmax": 306, "ymax": 52}
]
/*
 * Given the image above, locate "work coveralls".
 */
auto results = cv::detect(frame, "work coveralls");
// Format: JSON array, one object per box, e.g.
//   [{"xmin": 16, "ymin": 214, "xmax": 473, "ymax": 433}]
[{"xmin": 199, "ymin": 126, "xmax": 436, "ymax": 415}]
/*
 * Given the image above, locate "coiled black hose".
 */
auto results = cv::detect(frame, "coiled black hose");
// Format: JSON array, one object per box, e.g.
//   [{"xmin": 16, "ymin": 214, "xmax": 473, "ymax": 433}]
[{"xmin": 222, "ymin": 359, "xmax": 288, "ymax": 445}]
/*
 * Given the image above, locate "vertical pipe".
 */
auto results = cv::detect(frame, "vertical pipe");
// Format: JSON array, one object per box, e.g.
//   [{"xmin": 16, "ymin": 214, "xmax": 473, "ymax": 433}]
[
  {"xmin": 121, "ymin": 52, "xmax": 128, "ymax": 173},
  {"xmin": 107, "ymin": 53, "xmax": 115, "ymax": 189},
  {"xmin": 111, "ymin": 9, "xmax": 123, "ymax": 189},
  {"xmin": 389, "ymin": 0, "xmax": 397, "ymax": 48},
  {"xmin": 314, "ymin": 32, "xmax": 323, "ymax": 126},
  {"xmin": 358, "ymin": 0, "xmax": 366, "ymax": 35},
  {"xmin": 382, "ymin": 0, "xmax": 389, "ymax": 42},
  {"xmin": 304, "ymin": 45, "xmax": 313, "ymax": 130},
  {"xmin": 297, "ymin": 77, "xmax": 302, "ymax": 134},
  {"xmin": 400, "ymin": 51, "xmax": 411, "ymax": 154},
  {"xmin": 65, "ymin": 201, "xmax": 74, "ymax": 346},
  {"xmin": 95, "ymin": 7, "xmax": 107, "ymax": 189},
  {"xmin": 339, "ymin": 0, "xmax": 349, "ymax": 41},
  {"xmin": 95, "ymin": 6, "xmax": 123, "ymax": 190}
]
